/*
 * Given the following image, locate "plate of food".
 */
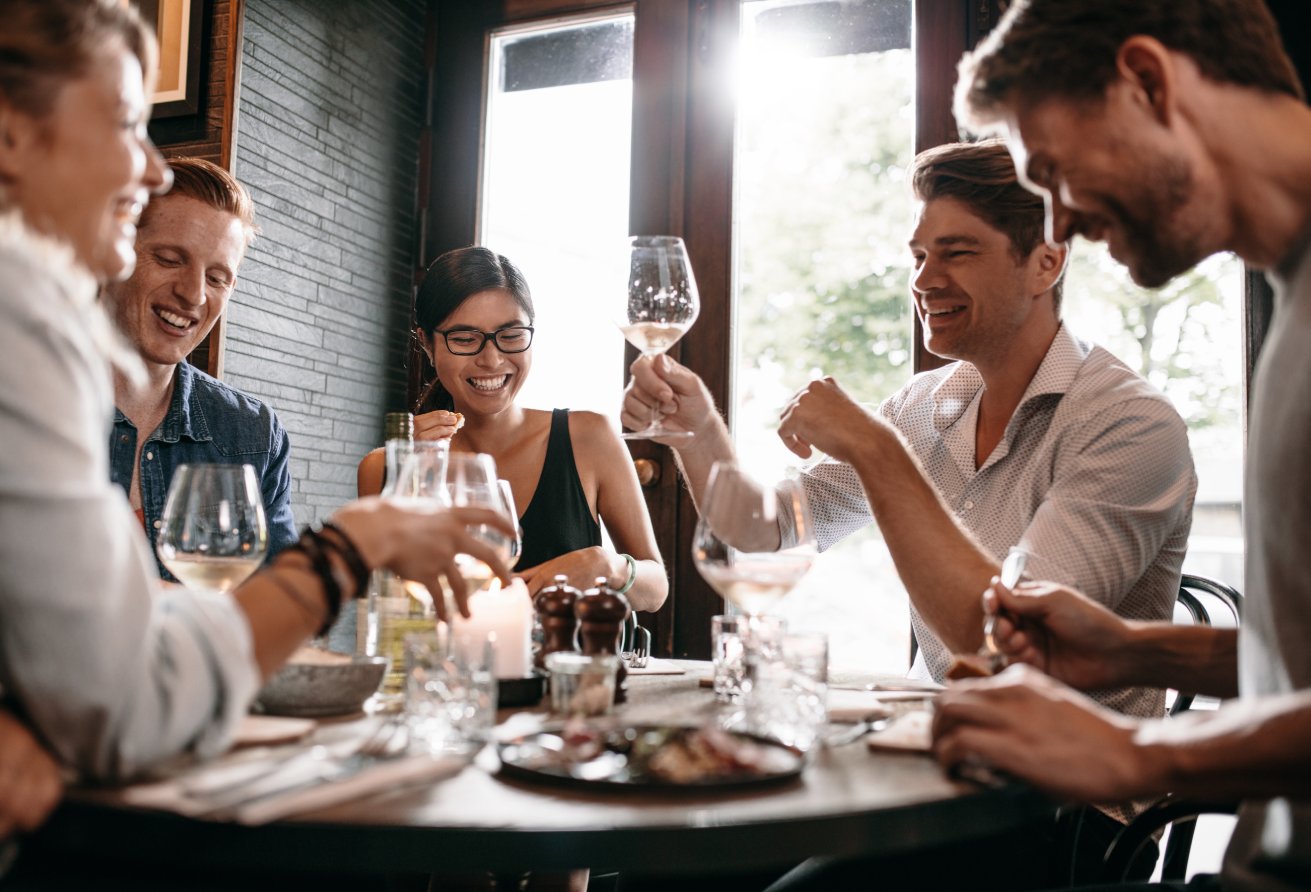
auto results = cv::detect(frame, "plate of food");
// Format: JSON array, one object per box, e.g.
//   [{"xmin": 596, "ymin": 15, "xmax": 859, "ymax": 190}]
[{"xmin": 497, "ymin": 723, "xmax": 805, "ymax": 791}]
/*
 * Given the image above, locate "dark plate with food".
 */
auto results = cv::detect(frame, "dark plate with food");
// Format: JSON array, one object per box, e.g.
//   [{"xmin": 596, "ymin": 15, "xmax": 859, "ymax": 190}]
[{"xmin": 496, "ymin": 723, "xmax": 805, "ymax": 791}]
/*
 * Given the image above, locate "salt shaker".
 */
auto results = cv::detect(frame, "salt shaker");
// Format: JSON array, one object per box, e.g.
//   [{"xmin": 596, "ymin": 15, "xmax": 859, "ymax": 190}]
[
  {"xmin": 575, "ymin": 576, "xmax": 631, "ymax": 703},
  {"xmin": 533, "ymin": 575, "xmax": 581, "ymax": 671}
]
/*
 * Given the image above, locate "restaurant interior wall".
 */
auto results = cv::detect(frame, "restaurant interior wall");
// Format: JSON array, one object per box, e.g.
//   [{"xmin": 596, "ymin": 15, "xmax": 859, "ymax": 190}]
[{"xmin": 223, "ymin": 0, "xmax": 428, "ymax": 526}]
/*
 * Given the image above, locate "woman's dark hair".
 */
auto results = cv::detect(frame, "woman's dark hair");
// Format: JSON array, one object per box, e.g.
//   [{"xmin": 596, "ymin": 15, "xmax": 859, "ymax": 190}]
[{"xmin": 413, "ymin": 246, "xmax": 534, "ymax": 413}]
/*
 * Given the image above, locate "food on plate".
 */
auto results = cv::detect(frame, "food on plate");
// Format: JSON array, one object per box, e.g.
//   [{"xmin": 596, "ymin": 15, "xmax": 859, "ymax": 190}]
[{"xmin": 503, "ymin": 723, "xmax": 801, "ymax": 786}]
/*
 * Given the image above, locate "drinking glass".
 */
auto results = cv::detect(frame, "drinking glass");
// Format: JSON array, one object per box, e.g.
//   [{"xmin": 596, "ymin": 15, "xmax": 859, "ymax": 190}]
[
  {"xmin": 693, "ymin": 461, "xmax": 815, "ymax": 718},
  {"xmin": 443, "ymin": 453, "xmax": 516, "ymax": 596},
  {"xmin": 692, "ymin": 462, "xmax": 816, "ymax": 618},
  {"xmin": 156, "ymin": 463, "xmax": 267, "ymax": 592},
  {"xmin": 615, "ymin": 235, "xmax": 700, "ymax": 440},
  {"xmin": 404, "ymin": 627, "xmax": 498, "ymax": 756},
  {"xmin": 368, "ymin": 440, "xmax": 450, "ymax": 711},
  {"xmin": 496, "ymin": 478, "xmax": 523, "ymax": 568}
]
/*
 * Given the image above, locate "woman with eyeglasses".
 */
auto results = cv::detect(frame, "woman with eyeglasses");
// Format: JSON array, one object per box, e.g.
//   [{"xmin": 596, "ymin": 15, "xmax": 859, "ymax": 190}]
[{"xmin": 359, "ymin": 246, "xmax": 667, "ymax": 612}]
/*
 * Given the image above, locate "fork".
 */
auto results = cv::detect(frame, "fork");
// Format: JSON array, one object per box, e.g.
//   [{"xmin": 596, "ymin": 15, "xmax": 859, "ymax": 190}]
[
  {"xmin": 621, "ymin": 613, "xmax": 652, "ymax": 669},
  {"xmin": 979, "ymin": 547, "xmax": 1028, "ymax": 671},
  {"xmin": 626, "ymin": 623, "xmax": 651, "ymax": 669}
]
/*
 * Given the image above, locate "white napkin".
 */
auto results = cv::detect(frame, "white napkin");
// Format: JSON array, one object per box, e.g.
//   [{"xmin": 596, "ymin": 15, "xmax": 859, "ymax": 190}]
[
  {"xmin": 864, "ymin": 710, "xmax": 933, "ymax": 753},
  {"xmin": 827, "ymin": 689, "xmax": 895, "ymax": 723},
  {"xmin": 625, "ymin": 657, "xmax": 686, "ymax": 676},
  {"xmin": 122, "ymin": 751, "xmax": 466, "ymax": 825}
]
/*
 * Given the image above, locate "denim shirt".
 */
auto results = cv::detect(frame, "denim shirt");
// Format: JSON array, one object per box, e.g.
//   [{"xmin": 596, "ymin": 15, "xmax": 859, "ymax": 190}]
[{"xmin": 109, "ymin": 361, "xmax": 297, "ymax": 580}]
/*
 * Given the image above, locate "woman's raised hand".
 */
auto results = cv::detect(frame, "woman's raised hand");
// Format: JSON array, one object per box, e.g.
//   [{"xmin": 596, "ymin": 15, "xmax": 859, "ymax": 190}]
[{"xmin": 414, "ymin": 409, "xmax": 464, "ymax": 441}]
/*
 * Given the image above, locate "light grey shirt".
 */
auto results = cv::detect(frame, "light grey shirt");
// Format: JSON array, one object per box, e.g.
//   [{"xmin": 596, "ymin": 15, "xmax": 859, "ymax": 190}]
[
  {"xmin": 0, "ymin": 216, "xmax": 258, "ymax": 781},
  {"xmin": 1222, "ymin": 229, "xmax": 1311, "ymax": 891},
  {"xmin": 794, "ymin": 325, "xmax": 1196, "ymax": 720}
]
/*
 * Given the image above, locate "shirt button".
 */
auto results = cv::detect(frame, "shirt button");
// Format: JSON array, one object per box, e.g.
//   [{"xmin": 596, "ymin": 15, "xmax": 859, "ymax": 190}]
[
  {"xmin": 963, "ymin": 500, "xmax": 975, "ymax": 510},
  {"xmin": 153, "ymin": 520, "xmax": 162, "ymax": 530},
  {"xmin": 145, "ymin": 451, "xmax": 154, "ymax": 460},
  {"xmin": 119, "ymin": 435, "xmax": 130, "ymax": 443}
]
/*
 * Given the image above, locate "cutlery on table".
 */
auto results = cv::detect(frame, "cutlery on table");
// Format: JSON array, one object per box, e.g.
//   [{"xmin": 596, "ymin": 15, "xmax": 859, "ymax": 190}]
[
  {"xmin": 979, "ymin": 547, "xmax": 1028, "ymax": 672},
  {"xmin": 823, "ymin": 716, "xmax": 892, "ymax": 748},
  {"xmin": 191, "ymin": 719, "xmax": 408, "ymax": 816}
]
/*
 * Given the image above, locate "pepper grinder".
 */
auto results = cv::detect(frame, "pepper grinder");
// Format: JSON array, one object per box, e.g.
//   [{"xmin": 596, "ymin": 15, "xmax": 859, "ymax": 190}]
[
  {"xmin": 533, "ymin": 575, "xmax": 581, "ymax": 671},
  {"xmin": 574, "ymin": 576, "xmax": 631, "ymax": 703}
]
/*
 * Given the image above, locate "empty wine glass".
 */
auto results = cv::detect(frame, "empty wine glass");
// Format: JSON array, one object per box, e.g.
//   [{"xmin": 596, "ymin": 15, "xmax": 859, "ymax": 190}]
[
  {"xmin": 496, "ymin": 478, "xmax": 523, "ymax": 568},
  {"xmin": 443, "ymin": 452, "xmax": 516, "ymax": 595},
  {"xmin": 156, "ymin": 463, "xmax": 268, "ymax": 592},
  {"xmin": 616, "ymin": 235, "xmax": 700, "ymax": 440}
]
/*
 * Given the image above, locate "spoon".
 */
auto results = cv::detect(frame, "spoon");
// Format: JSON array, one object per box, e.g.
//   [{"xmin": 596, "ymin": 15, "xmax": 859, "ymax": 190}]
[{"xmin": 979, "ymin": 547, "xmax": 1028, "ymax": 670}]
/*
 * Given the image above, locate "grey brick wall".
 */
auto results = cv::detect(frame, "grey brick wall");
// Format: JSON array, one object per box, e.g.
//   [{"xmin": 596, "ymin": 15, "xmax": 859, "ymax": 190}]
[{"xmin": 226, "ymin": 0, "xmax": 425, "ymax": 525}]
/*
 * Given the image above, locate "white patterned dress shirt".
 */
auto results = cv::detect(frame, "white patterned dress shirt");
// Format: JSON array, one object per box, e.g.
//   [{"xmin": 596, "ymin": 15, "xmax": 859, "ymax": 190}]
[{"xmin": 792, "ymin": 324, "xmax": 1196, "ymax": 722}]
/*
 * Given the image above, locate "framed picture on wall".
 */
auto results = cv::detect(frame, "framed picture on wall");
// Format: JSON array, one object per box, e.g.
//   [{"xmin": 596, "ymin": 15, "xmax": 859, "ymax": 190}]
[{"xmin": 132, "ymin": 0, "xmax": 205, "ymax": 118}]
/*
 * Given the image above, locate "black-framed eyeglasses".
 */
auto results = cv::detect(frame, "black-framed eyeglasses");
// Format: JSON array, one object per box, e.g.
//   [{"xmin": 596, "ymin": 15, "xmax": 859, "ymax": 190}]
[{"xmin": 434, "ymin": 325, "xmax": 535, "ymax": 356}]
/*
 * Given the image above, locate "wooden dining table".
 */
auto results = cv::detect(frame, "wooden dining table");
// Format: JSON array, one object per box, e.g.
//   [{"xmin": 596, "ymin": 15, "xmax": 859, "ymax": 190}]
[{"xmin": 24, "ymin": 662, "xmax": 1056, "ymax": 889}]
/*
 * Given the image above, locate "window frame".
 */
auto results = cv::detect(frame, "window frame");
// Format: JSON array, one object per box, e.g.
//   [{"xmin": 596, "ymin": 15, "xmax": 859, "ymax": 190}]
[{"xmin": 422, "ymin": 0, "xmax": 1264, "ymax": 659}]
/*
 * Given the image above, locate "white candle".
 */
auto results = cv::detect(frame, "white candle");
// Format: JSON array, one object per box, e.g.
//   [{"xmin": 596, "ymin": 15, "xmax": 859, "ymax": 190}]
[{"xmin": 453, "ymin": 578, "xmax": 533, "ymax": 678}]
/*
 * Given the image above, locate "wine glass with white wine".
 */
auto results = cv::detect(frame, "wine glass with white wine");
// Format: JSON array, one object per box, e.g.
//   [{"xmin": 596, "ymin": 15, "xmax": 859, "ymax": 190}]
[
  {"xmin": 156, "ymin": 463, "xmax": 268, "ymax": 592},
  {"xmin": 693, "ymin": 460, "xmax": 815, "ymax": 649},
  {"xmin": 616, "ymin": 235, "xmax": 700, "ymax": 440}
]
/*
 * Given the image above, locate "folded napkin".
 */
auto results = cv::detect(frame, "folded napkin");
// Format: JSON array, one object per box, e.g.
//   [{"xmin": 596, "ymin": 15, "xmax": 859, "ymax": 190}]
[
  {"xmin": 625, "ymin": 657, "xmax": 686, "ymax": 676},
  {"xmin": 864, "ymin": 710, "xmax": 933, "ymax": 753},
  {"xmin": 827, "ymin": 689, "xmax": 896, "ymax": 723},
  {"xmin": 123, "ymin": 748, "xmax": 465, "ymax": 825}
]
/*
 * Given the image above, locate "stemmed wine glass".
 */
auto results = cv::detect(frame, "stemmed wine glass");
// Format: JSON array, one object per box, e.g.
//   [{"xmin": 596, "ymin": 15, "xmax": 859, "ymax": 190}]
[
  {"xmin": 496, "ymin": 478, "xmax": 523, "ymax": 569},
  {"xmin": 442, "ymin": 452, "xmax": 517, "ymax": 595},
  {"xmin": 157, "ymin": 463, "xmax": 268, "ymax": 592},
  {"xmin": 692, "ymin": 461, "xmax": 816, "ymax": 619},
  {"xmin": 616, "ymin": 235, "xmax": 700, "ymax": 440},
  {"xmin": 693, "ymin": 460, "xmax": 815, "ymax": 687},
  {"xmin": 693, "ymin": 461, "xmax": 816, "ymax": 743}
]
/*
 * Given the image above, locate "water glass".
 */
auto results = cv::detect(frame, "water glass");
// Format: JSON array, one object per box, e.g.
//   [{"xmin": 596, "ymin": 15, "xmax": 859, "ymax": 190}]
[
  {"xmin": 712, "ymin": 614, "xmax": 785, "ymax": 703},
  {"xmin": 546, "ymin": 652, "xmax": 619, "ymax": 717},
  {"xmin": 781, "ymin": 630, "xmax": 830, "ymax": 730},
  {"xmin": 718, "ymin": 629, "xmax": 828, "ymax": 752},
  {"xmin": 404, "ymin": 629, "xmax": 498, "ymax": 756}
]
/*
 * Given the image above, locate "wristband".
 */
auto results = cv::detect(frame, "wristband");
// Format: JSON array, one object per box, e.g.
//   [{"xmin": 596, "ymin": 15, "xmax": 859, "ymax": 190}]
[
  {"xmin": 294, "ymin": 527, "xmax": 343, "ymax": 637},
  {"xmin": 616, "ymin": 553, "xmax": 637, "ymax": 596},
  {"xmin": 316, "ymin": 520, "xmax": 370, "ymax": 601}
]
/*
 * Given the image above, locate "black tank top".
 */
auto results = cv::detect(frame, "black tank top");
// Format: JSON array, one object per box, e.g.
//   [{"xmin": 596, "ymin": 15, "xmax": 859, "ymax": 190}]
[{"xmin": 516, "ymin": 409, "xmax": 602, "ymax": 570}]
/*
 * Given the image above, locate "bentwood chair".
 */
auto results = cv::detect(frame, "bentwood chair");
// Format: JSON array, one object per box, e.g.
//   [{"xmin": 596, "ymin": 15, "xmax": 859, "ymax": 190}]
[{"xmin": 1100, "ymin": 573, "xmax": 1244, "ymax": 883}]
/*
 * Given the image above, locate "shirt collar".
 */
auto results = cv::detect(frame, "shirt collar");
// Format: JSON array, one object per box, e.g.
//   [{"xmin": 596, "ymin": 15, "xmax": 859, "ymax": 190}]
[
  {"xmin": 931, "ymin": 323, "xmax": 1090, "ymax": 434},
  {"xmin": 156, "ymin": 362, "xmax": 212, "ymax": 444}
]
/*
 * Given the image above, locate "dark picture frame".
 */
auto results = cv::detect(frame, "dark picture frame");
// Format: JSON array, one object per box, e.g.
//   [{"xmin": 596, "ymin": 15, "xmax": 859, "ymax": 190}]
[{"xmin": 134, "ymin": 0, "xmax": 205, "ymax": 118}]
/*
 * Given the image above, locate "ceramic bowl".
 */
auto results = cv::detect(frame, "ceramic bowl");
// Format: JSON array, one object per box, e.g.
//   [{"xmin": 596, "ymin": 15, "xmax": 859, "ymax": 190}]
[{"xmin": 253, "ymin": 655, "xmax": 387, "ymax": 718}]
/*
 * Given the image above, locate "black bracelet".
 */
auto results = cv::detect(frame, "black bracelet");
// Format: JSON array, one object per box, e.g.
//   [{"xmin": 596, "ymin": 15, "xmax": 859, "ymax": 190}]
[
  {"xmin": 316, "ymin": 521, "xmax": 371, "ymax": 601},
  {"xmin": 294, "ymin": 528, "xmax": 342, "ymax": 637}
]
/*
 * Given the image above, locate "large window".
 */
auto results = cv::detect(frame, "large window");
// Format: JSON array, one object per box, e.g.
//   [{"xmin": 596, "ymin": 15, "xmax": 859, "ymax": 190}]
[
  {"xmin": 732, "ymin": 0, "xmax": 914, "ymax": 669},
  {"xmin": 1064, "ymin": 248, "xmax": 1246, "ymax": 585},
  {"xmin": 433, "ymin": 0, "xmax": 1254, "ymax": 664},
  {"xmin": 481, "ymin": 13, "xmax": 636, "ymax": 417}
]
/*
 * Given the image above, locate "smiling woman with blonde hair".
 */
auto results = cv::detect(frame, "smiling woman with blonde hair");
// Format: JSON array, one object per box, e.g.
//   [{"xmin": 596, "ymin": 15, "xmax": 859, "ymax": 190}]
[{"xmin": 0, "ymin": 0, "xmax": 511, "ymax": 831}]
